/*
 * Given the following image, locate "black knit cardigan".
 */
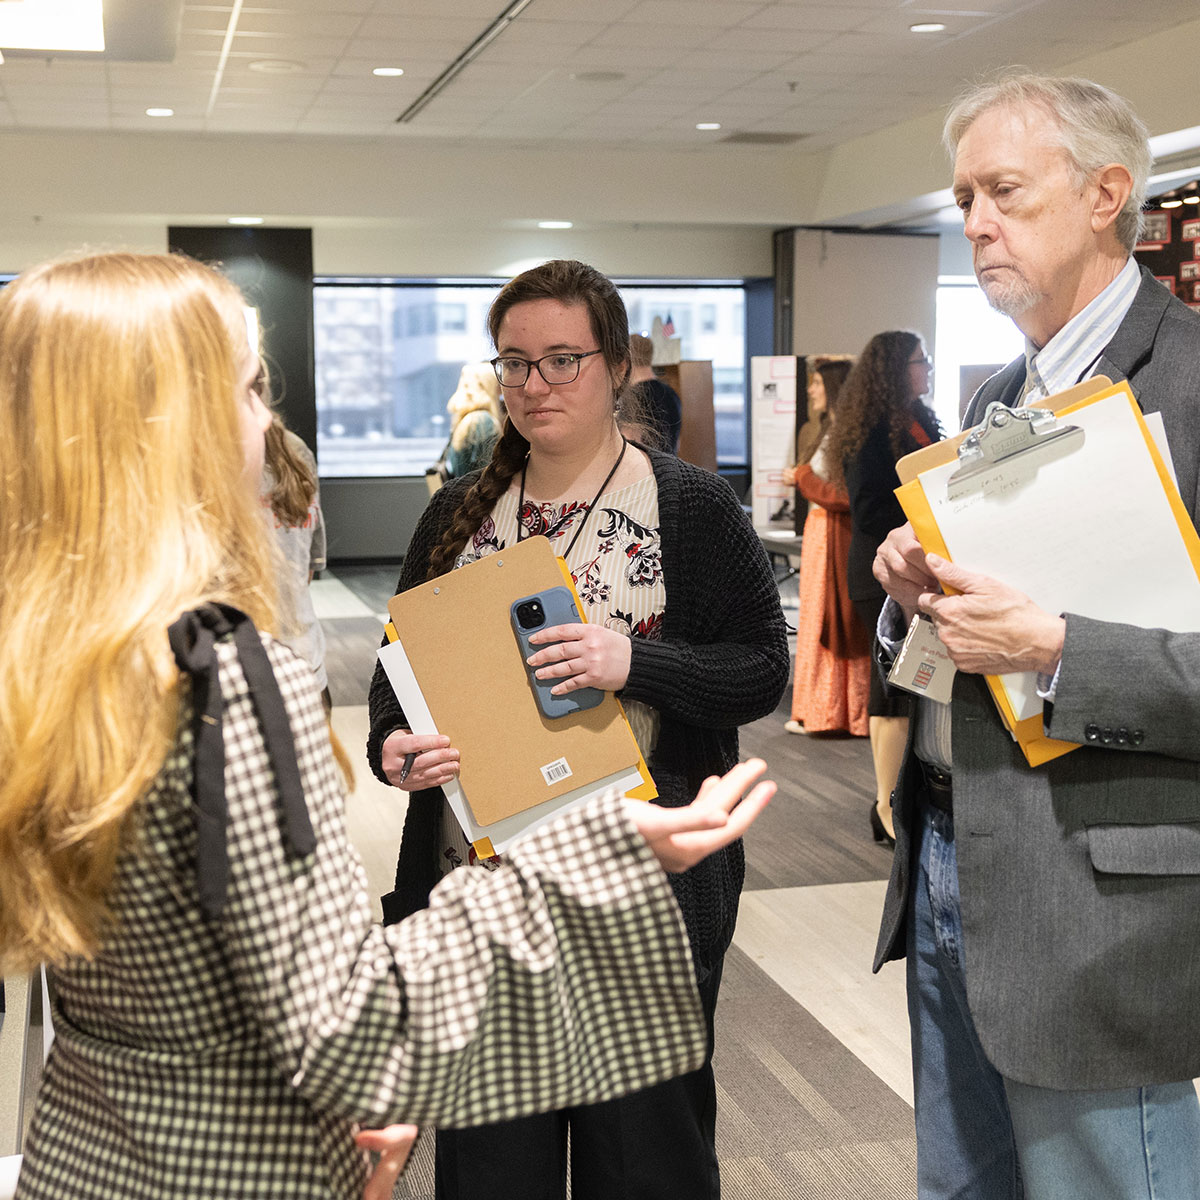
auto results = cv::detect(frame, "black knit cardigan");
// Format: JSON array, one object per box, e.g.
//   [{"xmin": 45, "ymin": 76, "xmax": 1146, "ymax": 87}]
[{"xmin": 366, "ymin": 449, "xmax": 789, "ymax": 976}]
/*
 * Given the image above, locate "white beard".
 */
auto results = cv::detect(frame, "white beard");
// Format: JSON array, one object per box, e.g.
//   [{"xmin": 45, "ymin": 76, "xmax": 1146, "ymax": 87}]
[{"xmin": 978, "ymin": 268, "xmax": 1039, "ymax": 318}]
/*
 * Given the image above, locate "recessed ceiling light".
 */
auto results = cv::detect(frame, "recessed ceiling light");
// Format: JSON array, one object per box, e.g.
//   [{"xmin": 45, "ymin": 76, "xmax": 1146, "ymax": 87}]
[
  {"xmin": 146, "ymin": 107, "xmax": 174, "ymax": 118},
  {"xmin": 538, "ymin": 220, "xmax": 573, "ymax": 230},
  {"xmin": 1185, "ymin": 195, "xmax": 1200, "ymax": 204},
  {"xmin": 227, "ymin": 216, "xmax": 265, "ymax": 226},
  {"xmin": 570, "ymin": 71, "xmax": 625, "ymax": 83},
  {"xmin": 696, "ymin": 122, "xmax": 721, "ymax": 131},
  {"xmin": 910, "ymin": 22, "xmax": 946, "ymax": 33},
  {"xmin": 1161, "ymin": 199, "xmax": 1184, "ymax": 209},
  {"xmin": 373, "ymin": 67, "xmax": 404, "ymax": 77},
  {"xmin": 248, "ymin": 59, "xmax": 305, "ymax": 75}
]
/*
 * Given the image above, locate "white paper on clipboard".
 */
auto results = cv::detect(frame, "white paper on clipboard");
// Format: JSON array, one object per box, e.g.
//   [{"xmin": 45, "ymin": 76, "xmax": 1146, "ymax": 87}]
[
  {"xmin": 377, "ymin": 640, "xmax": 644, "ymax": 854},
  {"xmin": 916, "ymin": 390, "xmax": 1200, "ymax": 723}
]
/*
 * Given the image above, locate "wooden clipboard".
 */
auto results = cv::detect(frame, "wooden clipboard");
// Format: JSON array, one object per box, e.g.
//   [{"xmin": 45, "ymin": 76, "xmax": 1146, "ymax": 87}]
[
  {"xmin": 383, "ymin": 536, "xmax": 656, "ymax": 850},
  {"xmin": 894, "ymin": 377, "xmax": 1200, "ymax": 766}
]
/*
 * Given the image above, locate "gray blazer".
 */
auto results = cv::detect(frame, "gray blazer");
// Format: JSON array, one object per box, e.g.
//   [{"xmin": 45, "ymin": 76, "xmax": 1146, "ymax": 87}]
[{"xmin": 873, "ymin": 268, "xmax": 1200, "ymax": 1091}]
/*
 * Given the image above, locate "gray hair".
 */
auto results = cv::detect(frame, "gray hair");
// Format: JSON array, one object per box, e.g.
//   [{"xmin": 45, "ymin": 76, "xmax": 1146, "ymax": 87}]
[{"xmin": 944, "ymin": 71, "xmax": 1151, "ymax": 252}]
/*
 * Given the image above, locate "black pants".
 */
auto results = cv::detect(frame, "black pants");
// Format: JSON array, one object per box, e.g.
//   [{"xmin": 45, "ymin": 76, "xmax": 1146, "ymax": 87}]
[{"xmin": 435, "ymin": 959, "xmax": 724, "ymax": 1200}]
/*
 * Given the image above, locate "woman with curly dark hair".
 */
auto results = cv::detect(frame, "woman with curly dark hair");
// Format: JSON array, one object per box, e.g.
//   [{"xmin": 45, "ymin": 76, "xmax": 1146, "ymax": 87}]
[
  {"xmin": 824, "ymin": 330, "xmax": 942, "ymax": 847},
  {"xmin": 367, "ymin": 259, "xmax": 788, "ymax": 1200}
]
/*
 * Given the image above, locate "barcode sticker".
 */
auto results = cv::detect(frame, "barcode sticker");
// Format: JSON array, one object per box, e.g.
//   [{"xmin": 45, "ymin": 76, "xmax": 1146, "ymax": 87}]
[{"xmin": 540, "ymin": 757, "xmax": 573, "ymax": 786}]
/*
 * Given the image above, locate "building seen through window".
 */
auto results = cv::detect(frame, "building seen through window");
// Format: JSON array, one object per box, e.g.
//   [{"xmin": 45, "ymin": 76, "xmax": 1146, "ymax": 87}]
[{"xmin": 314, "ymin": 281, "xmax": 748, "ymax": 477}]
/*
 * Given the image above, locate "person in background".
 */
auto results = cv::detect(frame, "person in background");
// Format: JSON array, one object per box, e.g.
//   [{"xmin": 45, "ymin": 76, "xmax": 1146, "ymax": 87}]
[
  {"xmin": 824, "ymin": 330, "xmax": 941, "ymax": 845},
  {"xmin": 628, "ymin": 331, "xmax": 682, "ymax": 453},
  {"xmin": 0, "ymin": 251, "xmax": 776, "ymax": 1200},
  {"xmin": 444, "ymin": 361, "xmax": 502, "ymax": 479},
  {"xmin": 782, "ymin": 356, "xmax": 870, "ymax": 739},
  {"xmin": 367, "ymin": 258, "xmax": 789, "ymax": 1200},
  {"xmin": 262, "ymin": 409, "xmax": 329, "ymax": 709}
]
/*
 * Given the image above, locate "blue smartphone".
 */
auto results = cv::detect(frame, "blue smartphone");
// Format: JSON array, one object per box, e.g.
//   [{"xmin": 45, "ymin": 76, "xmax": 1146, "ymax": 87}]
[{"xmin": 511, "ymin": 586, "xmax": 605, "ymax": 720}]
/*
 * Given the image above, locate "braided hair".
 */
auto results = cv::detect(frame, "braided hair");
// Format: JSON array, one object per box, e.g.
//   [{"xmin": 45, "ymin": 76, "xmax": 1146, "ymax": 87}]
[{"xmin": 426, "ymin": 260, "xmax": 633, "ymax": 579}]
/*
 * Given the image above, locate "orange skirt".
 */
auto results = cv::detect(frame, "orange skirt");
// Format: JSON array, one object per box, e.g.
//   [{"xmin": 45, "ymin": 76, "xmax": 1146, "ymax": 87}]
[{"xmin": 790, "ymin": 506, "xmax": 870, "ymax": 735}]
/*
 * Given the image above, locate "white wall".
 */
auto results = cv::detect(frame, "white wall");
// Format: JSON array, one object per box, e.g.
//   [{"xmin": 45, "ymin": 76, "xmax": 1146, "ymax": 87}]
[
  {"xmin": 0, "ymin": 130, "xmax": 810, "ymax": 276},
  {"xmin": 791, "ymin": 229, "xmax": 939, "ymax": 357},
  {"xmin": 313, "ymin": 222, "xmax": 773, "ymax": 279}
]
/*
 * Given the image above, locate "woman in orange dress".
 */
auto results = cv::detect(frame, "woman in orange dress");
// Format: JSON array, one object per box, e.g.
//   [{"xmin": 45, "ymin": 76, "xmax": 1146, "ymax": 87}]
[{"xmin": 784, "ymin": 358, "xmax": 871, "ymax": 737}]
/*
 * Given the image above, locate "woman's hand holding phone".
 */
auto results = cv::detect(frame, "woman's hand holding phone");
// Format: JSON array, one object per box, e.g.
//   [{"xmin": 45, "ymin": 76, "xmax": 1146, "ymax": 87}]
[
  {"xmin": 381, "ymin": 729, "xmax": 459, "ymax": 791},
  {"xmin": 627, "ymin": 759, "xmax": 775, "ymax": 874},
  {"xmin": 526, "ymin": 622, "xmax": 632, "ymax": 694}
]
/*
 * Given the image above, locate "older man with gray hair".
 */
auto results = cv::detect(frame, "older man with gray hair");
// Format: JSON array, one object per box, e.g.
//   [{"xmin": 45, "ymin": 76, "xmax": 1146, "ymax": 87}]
[{"xmin": 872, "ymin": 73, "xmax": 1200, "ymax": 1198}]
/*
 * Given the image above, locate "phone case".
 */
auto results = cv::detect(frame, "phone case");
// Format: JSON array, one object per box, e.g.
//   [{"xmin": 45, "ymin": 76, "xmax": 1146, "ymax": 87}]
[{"xmin": 511, "ymin": 585, "xmax": 606, "ymax": 720}]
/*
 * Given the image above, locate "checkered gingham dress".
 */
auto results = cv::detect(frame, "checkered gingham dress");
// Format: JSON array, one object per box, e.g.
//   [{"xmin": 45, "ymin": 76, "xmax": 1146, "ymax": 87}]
[{"xmin": 16, "ymin": 629, "xmax": 707, "ymax": 1199}]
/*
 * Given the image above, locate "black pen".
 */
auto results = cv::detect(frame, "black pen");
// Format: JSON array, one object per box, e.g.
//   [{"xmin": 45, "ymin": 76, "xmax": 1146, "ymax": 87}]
[{"xmin": 398, "ymin": 752, "xmax": 417, "ymax": 784}]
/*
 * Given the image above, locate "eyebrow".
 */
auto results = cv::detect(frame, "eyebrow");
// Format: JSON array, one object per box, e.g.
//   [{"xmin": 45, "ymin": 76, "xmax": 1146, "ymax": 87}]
[{"xmin": 496, "ymin": 342, "xmax": 586, "ymax": 356}]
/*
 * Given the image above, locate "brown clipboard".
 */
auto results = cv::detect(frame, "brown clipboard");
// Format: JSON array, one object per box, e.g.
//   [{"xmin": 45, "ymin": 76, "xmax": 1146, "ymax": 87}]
[{"xmin": 386, "ymin": 535, "xmax": 654, "ymax": 831}]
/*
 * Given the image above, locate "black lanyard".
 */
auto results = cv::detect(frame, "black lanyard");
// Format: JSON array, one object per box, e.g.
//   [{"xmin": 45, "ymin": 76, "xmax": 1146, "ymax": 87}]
[{"xmin": 516, "ymin": 436, "xmax": 628, "ymax": 564}]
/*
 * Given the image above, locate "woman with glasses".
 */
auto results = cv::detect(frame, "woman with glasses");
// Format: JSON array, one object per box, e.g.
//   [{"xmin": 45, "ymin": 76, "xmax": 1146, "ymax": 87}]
[
  {"xmin": 824, "ymin": 331, "xmax": 942, "ymax": 847},
  {"xmin": 0, "ymin": 252, "xmax": 779, "ymax": 1200},
  {"xmin": 367, "ymin": 259, "xmax": 789, "ymax": 1200}
]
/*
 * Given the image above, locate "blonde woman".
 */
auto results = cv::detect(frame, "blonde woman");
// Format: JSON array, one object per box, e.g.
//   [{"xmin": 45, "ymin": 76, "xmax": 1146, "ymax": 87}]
[
  {"xmin": 443, "ymin": 361, "xmax": 503, "ymax": 478},
  {"xmin": 0, "ymin": 252, "xmax": 774, "ymax": 1200}
]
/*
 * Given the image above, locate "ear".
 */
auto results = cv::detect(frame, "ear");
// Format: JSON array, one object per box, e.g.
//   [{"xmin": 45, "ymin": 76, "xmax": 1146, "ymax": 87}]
[
  {"xmin": 1090, "ymin": 163, "xmax": 1133, "ymax": 235},
  {"xmin": 612, "ymin": 354, "xmax": 631, "ymax": 396}
]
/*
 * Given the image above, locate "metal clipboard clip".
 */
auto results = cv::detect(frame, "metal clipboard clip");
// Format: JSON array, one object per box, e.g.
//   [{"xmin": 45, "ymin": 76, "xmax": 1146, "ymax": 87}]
[{"xmin": 947, "ymin": 401, "xmax": 1085, "ymax": 500}]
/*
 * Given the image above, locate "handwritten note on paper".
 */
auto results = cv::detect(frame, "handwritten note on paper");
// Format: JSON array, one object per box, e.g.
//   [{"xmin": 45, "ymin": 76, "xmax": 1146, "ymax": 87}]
[{"xmin": 918, "ymin": 391, "xmax": 1200, "ymax": 722}]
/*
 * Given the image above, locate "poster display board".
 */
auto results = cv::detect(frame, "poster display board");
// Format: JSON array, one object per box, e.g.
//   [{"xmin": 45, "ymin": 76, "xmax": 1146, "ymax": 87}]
[{"xmin": 750, "ymin": 355, "xmax": 801, "ymax": 529}]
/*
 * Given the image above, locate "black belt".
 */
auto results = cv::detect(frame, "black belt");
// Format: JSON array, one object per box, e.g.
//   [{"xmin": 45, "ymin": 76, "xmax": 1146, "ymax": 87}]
[{"xmin": 919, "ymin": 760, "xmax": 953, "ymax": 815}]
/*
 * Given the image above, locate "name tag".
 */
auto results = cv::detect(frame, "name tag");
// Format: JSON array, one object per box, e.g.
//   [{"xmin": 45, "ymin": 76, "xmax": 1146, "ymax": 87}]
[{"xmin": 888, "ymin": 614, "xmax": 956, "ymax": 705}]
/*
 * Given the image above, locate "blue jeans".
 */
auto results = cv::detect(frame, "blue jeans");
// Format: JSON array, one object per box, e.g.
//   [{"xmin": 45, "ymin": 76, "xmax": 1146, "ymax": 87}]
[{"xmin": 909, "ymin": 803, "xmax": 1200, "ymax": 1200}]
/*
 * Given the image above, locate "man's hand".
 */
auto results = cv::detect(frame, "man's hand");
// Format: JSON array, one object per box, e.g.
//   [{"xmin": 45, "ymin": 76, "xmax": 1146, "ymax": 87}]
[
  {"xmin": 873, "ymin": 523, "xmax": 941, "ymax": 623},
  {"xmin": 919, "ymin": 554, "xmax": 1065, "ymax": 676}
]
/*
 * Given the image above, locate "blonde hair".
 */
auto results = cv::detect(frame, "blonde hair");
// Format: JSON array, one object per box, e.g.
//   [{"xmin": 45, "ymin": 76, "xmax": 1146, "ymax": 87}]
[
  {"xmin": 447, "ymin": 362, "xmax": 501, "ymax": 426},
  {"xmin": 0, "ymin": 251, "xmax": 279, "ymax": 971}
]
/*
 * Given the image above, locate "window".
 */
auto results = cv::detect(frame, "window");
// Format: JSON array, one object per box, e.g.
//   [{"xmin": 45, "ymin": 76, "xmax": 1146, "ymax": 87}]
[
  {"xmin": 315, "ymin": 280, "xmax": 747, "ymax": 476},
  {"xmin": 933, "ymin": 278, "xmax": 1024, "ymax": 433},
  {"xmin": 624, "ymin": 286, "xmax": 746, "ymax": 465},
  {"xmin": 315, "ymin": 284, "xmax": 500, "ymax": 476}
]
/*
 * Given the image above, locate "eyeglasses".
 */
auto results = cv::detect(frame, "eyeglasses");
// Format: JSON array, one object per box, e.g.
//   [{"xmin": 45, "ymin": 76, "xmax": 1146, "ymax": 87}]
[
  {"xmin": 909, "ymin": 355, "xmax": 934, "ymax": 368},
  {"xmin": 490, "ymin": 349, "xmax": 603, "ymax": 387}
]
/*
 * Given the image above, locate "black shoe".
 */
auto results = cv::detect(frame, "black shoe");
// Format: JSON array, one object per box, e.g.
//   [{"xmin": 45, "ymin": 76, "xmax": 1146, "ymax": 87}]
[{"xmin": 869, "ymin": 802, "xmax": 896, "ymax": 848}]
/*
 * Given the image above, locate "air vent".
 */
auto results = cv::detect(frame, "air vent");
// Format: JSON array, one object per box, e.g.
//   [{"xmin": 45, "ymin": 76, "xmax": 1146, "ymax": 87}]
[{"xmin": 719, "ymin": 131, "xmax": 809, "ymax": 146}]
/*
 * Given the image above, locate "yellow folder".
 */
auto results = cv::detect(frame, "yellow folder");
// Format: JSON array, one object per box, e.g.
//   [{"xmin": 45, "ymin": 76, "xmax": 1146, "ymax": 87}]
[{"xmin": 894, "ymin": 377, "xmax": 1200, "ymax": 766}]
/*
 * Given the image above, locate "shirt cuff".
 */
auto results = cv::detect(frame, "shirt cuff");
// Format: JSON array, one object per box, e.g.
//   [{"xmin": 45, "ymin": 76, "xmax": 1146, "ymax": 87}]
[
  {"xmin": 877, "ymin": 597, "xmax": 908, "ymax": 659},
  {"xmin": 1036, "ymin": 660, "xmax": 1062, "ymax": 702}
]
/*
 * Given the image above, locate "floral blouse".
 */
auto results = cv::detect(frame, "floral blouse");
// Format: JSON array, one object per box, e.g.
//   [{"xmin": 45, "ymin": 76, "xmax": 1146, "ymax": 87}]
[{"xmin": 440, "ymin": 472, "xmax": 665, "ymax": 874}]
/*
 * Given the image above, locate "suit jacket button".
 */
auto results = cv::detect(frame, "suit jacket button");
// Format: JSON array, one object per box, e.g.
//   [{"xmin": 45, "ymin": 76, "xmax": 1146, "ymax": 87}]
[
  {"xmin": 1101, "ymin": 727, "xmax": 1115, "ymax": 744},
  {"xmin": 1085, "ymin": 723, "xmax": 1101, "ymax": 742},
  {"xmin": 1130, "ymin": 729, "xmax": 1145, "ymax": 746},
  {"xmin": 1116, "ymin": 727, "xmax": 1129, "ymax": 744}
]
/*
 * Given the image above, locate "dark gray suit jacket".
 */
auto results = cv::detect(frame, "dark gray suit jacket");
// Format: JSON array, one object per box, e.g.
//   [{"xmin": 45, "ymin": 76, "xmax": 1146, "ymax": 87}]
[{"xmin": 874, "ymin": 268, "xmax": 1200, "ymax": 1090}]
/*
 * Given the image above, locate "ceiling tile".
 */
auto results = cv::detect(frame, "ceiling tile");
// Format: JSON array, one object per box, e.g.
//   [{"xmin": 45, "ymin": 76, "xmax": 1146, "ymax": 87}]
[{"xmin": 622, "ymin": 1, "xmax": 763, "ymax": 28}]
